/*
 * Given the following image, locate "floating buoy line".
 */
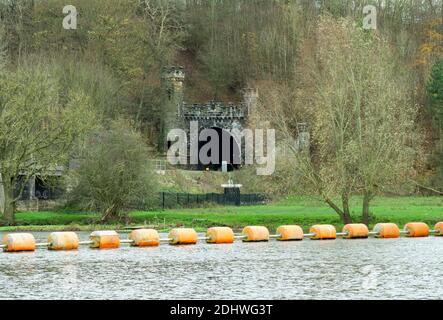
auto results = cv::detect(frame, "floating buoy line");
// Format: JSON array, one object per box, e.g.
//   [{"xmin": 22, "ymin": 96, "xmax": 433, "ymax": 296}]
[{"xmin": 0, "ymin": 222, "xmax": 442, "ymax": 252}]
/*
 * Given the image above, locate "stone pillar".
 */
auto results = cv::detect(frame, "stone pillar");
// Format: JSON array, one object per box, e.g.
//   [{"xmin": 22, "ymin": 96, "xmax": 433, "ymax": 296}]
[
  {"xmin": 28, "ymin": 175, "xmax": 36, "ymax": 200},
  {"xmin": 243, "ymin": 88, "xmax": 259, "ymax": 117},
  {"xmin": 297, "ymin": 122, "xmax": 310, "ymax": 152},
  {"xmin": 161, "ymin": 66, "xmax": 185, "ymax": 153}
]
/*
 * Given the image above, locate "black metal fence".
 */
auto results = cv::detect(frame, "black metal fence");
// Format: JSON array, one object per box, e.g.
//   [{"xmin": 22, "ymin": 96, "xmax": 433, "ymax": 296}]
[{"xmin": 159, "ymin": 192, "xmax": 268, "ymax": 209}]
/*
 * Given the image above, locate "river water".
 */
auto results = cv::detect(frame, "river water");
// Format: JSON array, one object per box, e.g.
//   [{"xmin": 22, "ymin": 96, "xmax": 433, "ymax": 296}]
[{"xmin": 0, "ymin": 231, "xmax": 441, "ymax": 299}]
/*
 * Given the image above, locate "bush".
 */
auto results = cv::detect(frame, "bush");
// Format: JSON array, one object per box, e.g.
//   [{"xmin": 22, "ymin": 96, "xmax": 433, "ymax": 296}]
[{"xmin": 68, "ymin": 120, "xmax": 158, "ymax": 222}]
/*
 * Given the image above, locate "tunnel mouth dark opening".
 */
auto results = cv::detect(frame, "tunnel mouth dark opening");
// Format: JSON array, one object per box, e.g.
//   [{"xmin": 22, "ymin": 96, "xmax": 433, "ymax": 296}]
[{"xmin": 197, "ymin": 127, "xmax": 240, "ymax": 172}]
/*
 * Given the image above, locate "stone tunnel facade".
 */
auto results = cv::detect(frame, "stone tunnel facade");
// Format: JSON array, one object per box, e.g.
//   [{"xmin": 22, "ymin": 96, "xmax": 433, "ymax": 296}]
[{"xmin": 162, "ymin": 66, "xmax": 258, "ymax": 170}]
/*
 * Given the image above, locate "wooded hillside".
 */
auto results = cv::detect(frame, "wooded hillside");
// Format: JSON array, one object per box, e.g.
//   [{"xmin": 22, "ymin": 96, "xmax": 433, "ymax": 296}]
[{"xmin": 0, "ymin": 0, "xmax": 442, "ymax": 214}]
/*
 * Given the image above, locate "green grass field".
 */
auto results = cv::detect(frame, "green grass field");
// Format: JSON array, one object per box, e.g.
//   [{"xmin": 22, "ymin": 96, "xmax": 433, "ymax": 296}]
[{"xmin": 2, "ymin": 195, "xmax": 442, "ymax": 232}]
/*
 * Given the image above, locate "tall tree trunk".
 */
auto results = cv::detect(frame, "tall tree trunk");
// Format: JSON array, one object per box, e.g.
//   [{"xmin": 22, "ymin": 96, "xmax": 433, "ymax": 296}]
[
  {"xmin": 324, "ymin": 197, "xmax": 349, "ymax": 224},
  {"xmin": 341, "ymin": 193, "xmax": 352, "ymax": 224},
  {"xmin": 1, "ymin": 175, "xmax": 16, "ymax": 225},
  {"xmin": 362, "ymin": 192, "xmax": 372, "ymax": 226},
  {"xmin": 101, "ymin": 203, "xmax": 119, "ymax": 223}
]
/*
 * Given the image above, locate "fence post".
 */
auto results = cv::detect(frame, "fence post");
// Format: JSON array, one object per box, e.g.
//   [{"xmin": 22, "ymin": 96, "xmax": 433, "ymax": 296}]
[{"xmin": 162, "ymin": 192, "xmax": 165, "ymax": 209}]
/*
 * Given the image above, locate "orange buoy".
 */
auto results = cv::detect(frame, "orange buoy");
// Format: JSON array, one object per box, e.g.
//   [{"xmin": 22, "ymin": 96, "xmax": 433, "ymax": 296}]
[
  {"xmin": 373, "ymin": 223, "xmax": 400, "ymax": 238},
  {"xmin": 242, "ymin": 226, "xmax": 269, "ymax": 242},
  {"xmin": 434, "ymin": 222, "xmax": 443, "ymax": 236},
  {"xmin": 404, "ymin": 222, "xmax": 429, "ymax": 237},
  {"xmin": 342, "ymin": 224, "xmax": 369, "ymax": 239},
  {"xmin": 48, "ymin": 232, "xmax": 79, "ymax": 250},
  {"xmin": 309, "ymin": 224, "xmax": 336, "ymax": 240},
  {"xmin": 2, "ymin": 233, "xmax": 36, "ymax": 252},
  {"xmin": 206, "ymin": 227, "xmax": 234, "ymax": 244},
  {"xmin": 89, "ymin": 230, "xmax": 120, "ymax": 249},
  {"xmin": 168, "ymin": 228, "xmax": 198, "ymax": 245},
  {"xmin": 276, "ymin": 225, "xmax": 303, "ymax": 241},
  {"xmin": 129, "ymin": 229, "xmax": 160, "ymax": 247}
]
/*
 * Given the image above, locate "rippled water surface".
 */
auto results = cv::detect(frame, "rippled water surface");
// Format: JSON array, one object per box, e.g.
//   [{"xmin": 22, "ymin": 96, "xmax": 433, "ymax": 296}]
[{"xmin": 0, "ymin": 231, "xmax": 442, "ymax": 299}]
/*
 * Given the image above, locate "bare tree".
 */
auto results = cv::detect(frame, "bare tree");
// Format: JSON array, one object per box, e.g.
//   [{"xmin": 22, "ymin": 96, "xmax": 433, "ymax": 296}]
[
  {"xmin": 0, "ymin": 62, "xmax": 96, "ymax": 224},
  {"xmin": 70, "ymin": 120, "xmax": 158, "ymax": 222},
  {"xmin": 260, "ymin": 15, "xmax": 421, "ymax": 225}
]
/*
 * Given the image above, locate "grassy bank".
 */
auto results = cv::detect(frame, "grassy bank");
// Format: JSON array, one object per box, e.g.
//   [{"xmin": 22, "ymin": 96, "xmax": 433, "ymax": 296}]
[{"xmin": 1, "ymin": 196, "xmax": 442, "ymax": 232}]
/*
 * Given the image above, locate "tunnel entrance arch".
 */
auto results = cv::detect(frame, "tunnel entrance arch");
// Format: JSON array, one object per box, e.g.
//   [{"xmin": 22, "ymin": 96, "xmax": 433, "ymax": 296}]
[{"xmin": 197, "ymin": 127, "xmax": 241, "ymax": 172}]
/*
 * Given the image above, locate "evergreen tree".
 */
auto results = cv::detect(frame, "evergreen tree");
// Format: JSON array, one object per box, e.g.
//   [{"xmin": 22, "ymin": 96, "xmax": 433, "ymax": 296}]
[
  {"xmin": 427, "ymin": 59, "xmax": 443, "ymax": 188},
  {"xmin": 428, "ymin": 59, "xmax": 443, "ymax": 129}
]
